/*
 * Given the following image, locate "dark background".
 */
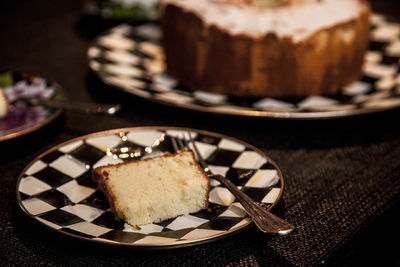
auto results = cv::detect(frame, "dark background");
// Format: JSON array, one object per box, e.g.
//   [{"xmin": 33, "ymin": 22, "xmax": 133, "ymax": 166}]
[{"xmin": 1, "ymin": 0, "xmax": 400, "ymax": 266}]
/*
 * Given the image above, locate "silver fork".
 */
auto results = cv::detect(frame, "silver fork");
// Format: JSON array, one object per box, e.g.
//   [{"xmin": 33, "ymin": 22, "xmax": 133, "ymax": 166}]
[{"xmin": 171, "ymin": 133, "xmax": 295, "ymax": 235}]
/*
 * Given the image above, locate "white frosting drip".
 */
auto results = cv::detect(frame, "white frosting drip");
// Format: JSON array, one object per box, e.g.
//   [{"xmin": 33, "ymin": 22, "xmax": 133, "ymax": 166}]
[{"xmin": 163, "ymin": 0, "xmax": 367, "ymax": 42}]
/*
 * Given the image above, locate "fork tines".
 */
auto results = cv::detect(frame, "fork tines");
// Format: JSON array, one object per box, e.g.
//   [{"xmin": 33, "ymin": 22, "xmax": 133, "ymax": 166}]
[{"xmin": 171, "ymin": 135, "xmax": 185, "ymax": 152}]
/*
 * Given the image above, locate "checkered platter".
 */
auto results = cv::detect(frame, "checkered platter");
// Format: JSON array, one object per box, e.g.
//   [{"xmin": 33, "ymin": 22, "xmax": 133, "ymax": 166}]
[
  {"xmin": 87, "ymin": 13, "xmax": 400, "ymax": 119},
  {"xmin": 16, "ymin": 127, "xmax": 284, "ymax": 249}
]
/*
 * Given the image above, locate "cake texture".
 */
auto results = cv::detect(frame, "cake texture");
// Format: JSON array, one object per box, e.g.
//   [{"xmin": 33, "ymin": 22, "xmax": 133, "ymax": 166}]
[
  {"xmin": 92, "ymin": 150, "xmax": 210, "ymax": 226},
  {"xmin": 161, "ymin": 0, "xmax": 371, "ymax": 98}
]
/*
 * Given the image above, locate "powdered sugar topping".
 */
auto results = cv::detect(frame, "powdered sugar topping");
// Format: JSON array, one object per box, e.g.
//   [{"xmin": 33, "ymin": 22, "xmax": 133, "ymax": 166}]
[{"xmin": 162, "ymin": 0, "xmax": 368, "ymax": 42}]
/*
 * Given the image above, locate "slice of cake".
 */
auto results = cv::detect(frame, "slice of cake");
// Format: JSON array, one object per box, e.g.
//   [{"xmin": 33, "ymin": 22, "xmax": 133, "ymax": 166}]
[{"xmin": 92, "ymin": 150, "xmax": 210, "ymax": 226}]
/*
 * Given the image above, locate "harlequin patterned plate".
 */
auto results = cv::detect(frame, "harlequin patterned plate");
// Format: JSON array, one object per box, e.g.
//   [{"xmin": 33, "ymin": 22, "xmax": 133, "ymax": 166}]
[
  {"xmin": 0, "ymin": 72, "xmax": 64, "ymax": 142},
  {"xmin": 16, "ymin": 127, "xmax": 284, "ymax": 249},
  {"xmin": 87, "ymin": 13, "xmax": 400, "ymax": 119}
]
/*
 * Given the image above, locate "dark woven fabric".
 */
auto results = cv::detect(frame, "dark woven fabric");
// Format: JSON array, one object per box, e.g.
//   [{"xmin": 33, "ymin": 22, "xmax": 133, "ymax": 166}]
[{"xmin": 1, "ymin": 0, "xmax": 400, "ymax": 266}]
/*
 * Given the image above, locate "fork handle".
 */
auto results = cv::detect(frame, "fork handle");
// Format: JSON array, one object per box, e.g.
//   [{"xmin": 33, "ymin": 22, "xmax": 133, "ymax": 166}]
[
  {"xmin": 211, "ymin": 174, "xmax": 294, "ymax": 235},
  {"xmin": 34, "ymin": 99, "xmax": 121, "ymax": 114}
]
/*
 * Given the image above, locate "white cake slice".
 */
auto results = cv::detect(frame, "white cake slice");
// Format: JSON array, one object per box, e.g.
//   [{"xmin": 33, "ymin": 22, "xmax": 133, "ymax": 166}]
[{"xmin": 92, "ymin": 150, "xmax": 210, "ymax": 226}]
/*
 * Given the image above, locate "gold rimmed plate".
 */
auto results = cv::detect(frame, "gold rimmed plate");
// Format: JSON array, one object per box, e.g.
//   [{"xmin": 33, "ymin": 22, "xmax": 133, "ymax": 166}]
[
  {"xmin": 16, "ymin": 126, "xmax": 284, "ymax": 249},
  {"xmin": 0, "ymin": 72, "xmax": 64, "ymax": 142}
]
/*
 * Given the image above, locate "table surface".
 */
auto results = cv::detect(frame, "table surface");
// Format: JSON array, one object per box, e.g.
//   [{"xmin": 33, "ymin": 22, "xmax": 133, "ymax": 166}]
[{"xmin": 1, "ymin": 0, "xmax": 400, "ymax": 266}]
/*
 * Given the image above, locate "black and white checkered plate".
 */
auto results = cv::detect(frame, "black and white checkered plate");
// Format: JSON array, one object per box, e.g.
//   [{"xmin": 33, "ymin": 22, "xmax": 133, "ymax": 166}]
[
  {"xmin": 87, "ymin": 13, "xmax": 400, "ymax": 119},
  {"xmin": 16, "ymin": 127, "xmax": 284, "ymax": 249}
]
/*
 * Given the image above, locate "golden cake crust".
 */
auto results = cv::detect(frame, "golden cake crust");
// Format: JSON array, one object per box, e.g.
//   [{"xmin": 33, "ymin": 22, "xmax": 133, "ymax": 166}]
[
  {"xmin": 92, "ymin": 165, "xmax": 121, "ymax": 219},
  {"xmin": 161, "ymin": 0, "xmax": 371, "ymax": 98}
]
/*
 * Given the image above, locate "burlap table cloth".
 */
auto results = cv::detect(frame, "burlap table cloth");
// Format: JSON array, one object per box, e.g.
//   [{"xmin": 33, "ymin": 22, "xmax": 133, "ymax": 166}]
[{"xmin": 1, "ymin": 0, "xmax": 399, "ymax": 265}]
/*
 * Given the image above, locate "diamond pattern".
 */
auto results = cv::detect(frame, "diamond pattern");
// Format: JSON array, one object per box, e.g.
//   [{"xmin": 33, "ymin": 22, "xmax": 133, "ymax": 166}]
[
  {"xmin": 245, "ymin": 169, "xmax": 279, "ymax": 188},
  {"xmin": 217, "ymin": 138, "xmax": 246, "ymax": 152},
  {"xmin": 194, "ymin": 202, "xmax": 228, "ymax": 221},
  {"xmin": 151, "ymin": 228, "xmax": 194, "ymax": 239},
  {"xmin": 19, "ymin": 192, "xmax": 31, "ymax": 201},
  {"xmin": 92, "ymin": 211, "xmax": 125, "ymax": 230},
  {"xmin": 58, "ymin": 140, "xmax": 83, "ymax": 153},
  {"xmin": 219, "ymin": 203, "xmax": 247, "ymax": 218},
  {"xmin": 99, "ymin": 230, "xmax": 146, "ymax": 243},
  {"xmin": 262, "ymin": 188, "xmax": 282, "ymax": 204},
  {"xmin": 35, "ymin": 189, "xmax": 74, "ymax": 208},
  {"xmin": 199, "ymin": 217, "xmax": 242, "ymax": 230},
  {"xmin": 232, "ymin": 151, "xmax": 268, "ymax": 169},
  {"xmin": 25, "ymin": 160, "xmax": 47, "ymax": 175},
  {"xmin": 57, "ymin": 180, "xmax": 95, "ymax": 203},
  {"xmin": 50, "ymin": 155, "xmax": 88, "ymax": 178},
  {"xmin": 69, "ymin": 143, "xmax": 105, "ymax": 166},
  {"xmin": 19, "ymin": 176, "xmax": 51, "ymax": 196},
  {"xmin": 207, "ymin": 149, "xmax": 241, "ymax": 167},
  {"xmin": 193, "ymin": 141, "xmax": 217, "ymax": 162},
  {"xmin": 67, "ymin": 221, "xmax": 112, "ymax": 237},
  {"xmin": 126, "ymin": 129, "xmax": 164, "ymax": 147},
  {"xmin": 207, "ymin": 165, "xmax": 229, "ymax": 177},
  {"xmin": 61, "ymin": 227, "xmax": 98, "ymax": 239},
  {"xmin": 230, "ymin": 218, "xmax": 252, "ymax": 230},
  {"xmin": 125, "ymin": 223, "xmax": 164, "ymax": 234},
  {"xmin": 41, "ymin": 150, "xmax": 65, "ymax": 164},
  {"xmin": 17, "ymin": 128, "xmax": 282, "ymax": 247},
  {"xmin": 32, "ymin": 167, "xmax": 73, "ymax": 188},
  {"xmin": 61, "ymin": 204, "xmax": 105, "ymax": 222},
  {"xmin": 209, "ymin": 187, "xmax": 235, "ymax": 206},
  {"xmin": 36, "ymin": 217, "xmax": 63, "ymax": 230},
  {"xmin": 38, "ymin": 209, "xmax": 84, "ymax": 227},
  {"xmin": 181, "ymin": 229, "xmax": 225, "ymax": 240},
  {"xmin": 86, "ymin": 134, "xmax": 124, "ymax": 152},
  {"xmin": 93, "ymin": 155, "xmax": 124, "ymax": 169},
  {"xmin": 22, "ymin": 198, "xmax": 56, "ymax": 215},
  {"xmin": 75, "ymin": 171, "xmax": 96, "ymax": 188},
  {"xmin": 166, "ymin": 215, "xmax": 209, "ymax": 231},
  {"xmin": 80, "ymin": 190, "xmax": 110, "ymax": 210},
  {"xmin": 99, "ymin": 32, "xmax": 136, "ymax": 50},
  {"xmin": 225, "ymin": 168, "xmax": 257, "ymax": 187},
  {"xmin": 242, "ymin": 187, "xmax": 272, "ymax": 203}
]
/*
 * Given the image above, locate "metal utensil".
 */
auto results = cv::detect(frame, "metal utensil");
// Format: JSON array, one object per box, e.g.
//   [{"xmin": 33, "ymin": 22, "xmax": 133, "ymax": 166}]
[
  {"xmin": 171, "ymin": 133, "xmax": 295, "ymax": 235},
  {"xmin": 30, "ymin": 98, "xmax": 121, "ymax": 115}
]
